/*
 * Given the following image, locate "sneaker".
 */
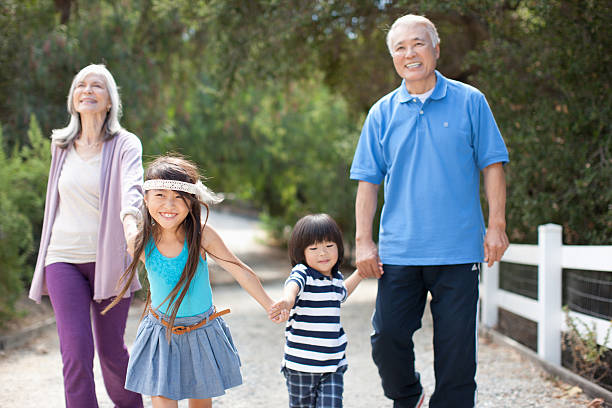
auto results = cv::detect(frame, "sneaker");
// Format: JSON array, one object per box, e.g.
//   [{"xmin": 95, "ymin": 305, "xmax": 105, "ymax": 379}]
[{"xmin": 415, "ymin": 390, "xmax": 425, "ymax": 408}]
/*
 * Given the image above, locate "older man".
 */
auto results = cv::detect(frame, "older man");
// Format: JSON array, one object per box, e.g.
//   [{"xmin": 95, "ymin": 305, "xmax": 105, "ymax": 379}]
[{"xmin": 350, "ymin": 14, "xmax": 509, "ymax": 408}]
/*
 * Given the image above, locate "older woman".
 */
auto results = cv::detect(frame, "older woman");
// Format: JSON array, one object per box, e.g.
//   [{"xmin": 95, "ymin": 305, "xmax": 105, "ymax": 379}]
[{"xmin": 29, "ymin": 64, "xmax": 144, "ymax": 408}]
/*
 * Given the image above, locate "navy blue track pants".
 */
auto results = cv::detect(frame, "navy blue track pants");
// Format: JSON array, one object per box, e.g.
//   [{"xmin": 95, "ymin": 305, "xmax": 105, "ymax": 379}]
[{"xmin": 371, "ymin": 263, "xmax": 479, "ymax": 408}]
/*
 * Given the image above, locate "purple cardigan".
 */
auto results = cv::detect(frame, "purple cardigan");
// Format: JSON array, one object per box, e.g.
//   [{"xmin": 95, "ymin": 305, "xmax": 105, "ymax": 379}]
[{"xmin": 29, "ymin": 130, "xmax": 143, "ymax": 303}]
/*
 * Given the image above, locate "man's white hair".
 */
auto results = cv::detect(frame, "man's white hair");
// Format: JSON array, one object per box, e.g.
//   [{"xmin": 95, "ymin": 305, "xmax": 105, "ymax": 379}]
[{"xmin": 386, "ymin": 14, "xmax": 440, "ymax": 54}]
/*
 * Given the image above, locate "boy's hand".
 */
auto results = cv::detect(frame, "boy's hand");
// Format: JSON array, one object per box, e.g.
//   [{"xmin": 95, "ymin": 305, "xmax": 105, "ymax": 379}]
[{"xmin": 268, "ymin": 299, "xmax": 291, "ymax": 323}]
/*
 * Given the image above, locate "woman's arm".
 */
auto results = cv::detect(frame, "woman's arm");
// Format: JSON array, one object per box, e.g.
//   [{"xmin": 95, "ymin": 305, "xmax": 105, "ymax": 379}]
[
  {"xmin": 122, "ymin": 215, "xmax": 139, "ymax": 255},
  {"xmin": 118, "ymin": 133, "xmax": 144, "ymax": 241}
]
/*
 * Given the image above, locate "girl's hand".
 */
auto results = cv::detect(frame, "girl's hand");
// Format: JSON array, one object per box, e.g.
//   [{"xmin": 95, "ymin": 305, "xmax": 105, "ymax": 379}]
[{"xmin": 268, "ymin": 300, "xmax": 291, "ymax": 323}]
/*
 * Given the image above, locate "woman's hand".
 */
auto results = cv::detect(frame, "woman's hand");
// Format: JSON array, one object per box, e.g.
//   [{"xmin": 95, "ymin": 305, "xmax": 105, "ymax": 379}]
[{"xmin": 122, "ymin": 214, "xmax": 140, "ymax": 257}]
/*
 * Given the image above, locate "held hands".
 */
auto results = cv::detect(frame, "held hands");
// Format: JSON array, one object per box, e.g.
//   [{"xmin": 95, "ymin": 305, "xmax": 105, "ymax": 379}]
[
  {"xmin": 268, "ymin": 300, "xmax": 291, "ymax": 323},
  {"xmin": 484, "ymin": 225, "xmax": 509, "ymax": 267},
  {"xmin": 122, "ymin": 215, "xmax": 140, "ymax": 256},
  {"xmin": 355, "ymin": 239, "xmax": 384, "ymax": 279}
]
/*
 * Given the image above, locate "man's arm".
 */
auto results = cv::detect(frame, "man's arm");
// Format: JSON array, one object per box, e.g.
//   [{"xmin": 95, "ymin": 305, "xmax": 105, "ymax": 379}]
[
  {"xmin": 482, "ymin": 162, "xmax": 509, "ymax": 266},
  {"xmin": 355, "ymin": 181, "xmax": 384, "ymax": 278}
]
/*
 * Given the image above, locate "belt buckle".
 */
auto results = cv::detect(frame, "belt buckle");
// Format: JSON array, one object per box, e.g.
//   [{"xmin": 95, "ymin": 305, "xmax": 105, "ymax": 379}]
[{"xmin": 173, "ymin": 325, "xmax": 188, "ymax": 335}]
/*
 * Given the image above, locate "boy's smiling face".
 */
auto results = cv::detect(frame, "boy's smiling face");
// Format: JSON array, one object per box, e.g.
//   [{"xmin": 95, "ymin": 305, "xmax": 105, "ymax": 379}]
[{"xmin": 304, "ymin": 241, "xmax": 339, "ymax": 276}]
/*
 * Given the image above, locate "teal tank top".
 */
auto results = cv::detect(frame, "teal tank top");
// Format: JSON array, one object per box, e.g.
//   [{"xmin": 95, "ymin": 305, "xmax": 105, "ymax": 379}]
[{"xmin": 145, "ymin": 238, "xmax": 213, "ymax": 317}]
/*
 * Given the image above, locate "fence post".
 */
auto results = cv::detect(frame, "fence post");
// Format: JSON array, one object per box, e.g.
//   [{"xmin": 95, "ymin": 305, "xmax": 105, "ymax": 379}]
[
  {"xmin": 481, "ymin": 262, "xmax": 499, "ymax": 328},
  {"xmin": 537, "ymin": 223, "xmax": 563, "ymax": 365}
]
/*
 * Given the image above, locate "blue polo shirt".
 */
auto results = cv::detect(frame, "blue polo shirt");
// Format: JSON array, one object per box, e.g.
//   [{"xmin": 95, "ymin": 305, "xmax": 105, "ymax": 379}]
[{"xmin": 350, "ymin": 71, "xmax": 509, "ymax": 265}]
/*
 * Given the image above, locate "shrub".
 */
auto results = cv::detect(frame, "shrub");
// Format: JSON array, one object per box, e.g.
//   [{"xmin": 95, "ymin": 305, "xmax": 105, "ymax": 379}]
[{"xmin": 0, "ymin": 116, "xmax": 50, "ymax": 321}]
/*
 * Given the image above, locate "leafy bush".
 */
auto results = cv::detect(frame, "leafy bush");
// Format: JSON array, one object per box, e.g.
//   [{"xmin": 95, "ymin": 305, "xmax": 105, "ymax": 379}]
[
  {"xmin": 468, "ymin": 0, "xmax": 611, "ymax": 244},
  {"xmin": 562, "ymin": 307, "xmax": 612, "ymax": 390},
  {"xmin": 165, "ymin": 76, "xmax": 360, "ymax": 242},
  {"xmin": 0, "ymin": 116, "xmax": 50, "ymax": 320}
]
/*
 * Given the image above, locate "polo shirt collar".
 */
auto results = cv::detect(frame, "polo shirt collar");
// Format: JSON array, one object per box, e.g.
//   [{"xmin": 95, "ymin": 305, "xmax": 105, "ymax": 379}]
[
  {"xmin": 429, "ymin": 70, "xmax": 448, "ymax": 100},
  {"xmin": 306, "ymin": 265, "xmax": 341, "ymax": 280},
  {"xmin": 398, "ymin": 70, "xmax": 448, "ymax": 103}
]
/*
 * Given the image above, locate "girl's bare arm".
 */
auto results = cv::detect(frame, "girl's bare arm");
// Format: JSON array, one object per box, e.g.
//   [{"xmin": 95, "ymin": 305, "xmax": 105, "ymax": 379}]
[{"xmin": 202, "ymin": 224, "xmax": 277, "ymax": 313}]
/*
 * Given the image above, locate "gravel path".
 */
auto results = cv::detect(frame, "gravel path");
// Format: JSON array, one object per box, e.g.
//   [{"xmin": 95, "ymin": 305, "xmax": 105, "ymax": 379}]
[{"xmin": 0, "ymin": 211, "xmax": 592, "ymax": 407}]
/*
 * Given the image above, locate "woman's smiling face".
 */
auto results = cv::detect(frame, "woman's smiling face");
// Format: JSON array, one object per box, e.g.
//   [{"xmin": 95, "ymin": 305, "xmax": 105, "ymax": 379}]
[{"xmin": 72, "ymin": 73, "xmax": 111, "ymax": 115}]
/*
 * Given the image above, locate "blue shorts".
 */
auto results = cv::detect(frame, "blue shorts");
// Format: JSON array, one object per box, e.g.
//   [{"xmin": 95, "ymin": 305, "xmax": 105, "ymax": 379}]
[{"xmin": 282, "ymin": 365, "xmax": 347, "ymax": 408}]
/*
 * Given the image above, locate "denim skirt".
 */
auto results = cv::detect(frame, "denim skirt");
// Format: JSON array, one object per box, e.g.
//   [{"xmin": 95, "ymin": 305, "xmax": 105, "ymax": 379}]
[{"xmin": 125, "ymin": 306, "xmax": 242, "ymax": 400}]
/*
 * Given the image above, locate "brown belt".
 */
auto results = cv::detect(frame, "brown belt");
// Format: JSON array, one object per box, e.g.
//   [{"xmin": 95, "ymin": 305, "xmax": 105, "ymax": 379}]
[{"xmin": 149, "ymin": 307, "xmax": 230, "ymax": 335}]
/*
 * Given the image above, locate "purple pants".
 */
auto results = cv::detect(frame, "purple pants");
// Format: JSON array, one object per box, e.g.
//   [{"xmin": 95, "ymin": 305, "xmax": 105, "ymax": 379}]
[{"xmin": 45, "ymin": 262, "xmax": 143, "ymax": 408}]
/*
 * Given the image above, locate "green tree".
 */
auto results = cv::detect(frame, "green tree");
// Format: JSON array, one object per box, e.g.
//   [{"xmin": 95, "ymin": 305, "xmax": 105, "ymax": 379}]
[
  {"xmin": 10, "ymin": 115, "xmax": 52, "ymax": 275},
  {"xmin": 0, "ymin": 124, "xmax": 34, "ymax": 321},
  {"xmin": 164, "ymin": 75, "xmax": 360, "ymax": 240},
  {"xmin": 469, "ymin": 0, "xmax": 611, "ymax": 244},
  {"xmin": 155, "ymin": 0, "xmax": 490, "ymax": 113}
]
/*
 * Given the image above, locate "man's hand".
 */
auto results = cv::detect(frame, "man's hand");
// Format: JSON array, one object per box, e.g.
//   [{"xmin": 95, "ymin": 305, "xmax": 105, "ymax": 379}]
[
  {"xmin": 355, "ymin": 238, "xmax": 384, "ymax": 279},
  {"xmin": 355, "ymin": 181, "xmax": 383, "ymax": 279},
  {"xmin": 484, "ymin": 225, "xmax": 509, "ymax": 267},
  {"xmin": 482, "ymin": 162, "xmax": 509, "ymax": 267}
]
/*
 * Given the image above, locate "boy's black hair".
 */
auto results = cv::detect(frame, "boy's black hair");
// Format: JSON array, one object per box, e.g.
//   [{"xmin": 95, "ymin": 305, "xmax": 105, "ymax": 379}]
[{"xmin": 288, "ymin": 214, "xmax": 344, "ymax": 271}]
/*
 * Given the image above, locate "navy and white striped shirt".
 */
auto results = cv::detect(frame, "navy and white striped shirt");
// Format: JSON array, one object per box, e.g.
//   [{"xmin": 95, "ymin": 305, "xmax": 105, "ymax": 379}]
[{"xmin": 282, "ymin": 263, "xmax": 348, "ymax": 373}]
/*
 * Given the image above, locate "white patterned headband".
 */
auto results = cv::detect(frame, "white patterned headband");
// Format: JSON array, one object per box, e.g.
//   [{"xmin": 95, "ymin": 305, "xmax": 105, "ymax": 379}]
[{"xmin": 143, "ymin": 179, "xmax": 223, "ymax": 205}]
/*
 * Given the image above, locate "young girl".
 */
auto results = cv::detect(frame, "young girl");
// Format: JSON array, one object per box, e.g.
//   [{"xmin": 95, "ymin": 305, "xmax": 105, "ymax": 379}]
[
  {"xmin": 273, "ymin": 214, "xmax": 379, "ymax": 408},
  {"xmin": 104, "ymin": 155, "xmax": 284, "ymax": 408}
]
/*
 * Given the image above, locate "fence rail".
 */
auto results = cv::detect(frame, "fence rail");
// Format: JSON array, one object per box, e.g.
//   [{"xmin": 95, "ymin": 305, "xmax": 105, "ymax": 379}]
[{"xmin": 480, "ymin": 223, "xmax": 612, "ymax": 366}]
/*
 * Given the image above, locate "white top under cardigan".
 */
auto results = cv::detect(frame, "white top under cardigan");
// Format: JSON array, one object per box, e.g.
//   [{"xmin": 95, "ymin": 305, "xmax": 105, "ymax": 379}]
[
  {"xmin": 45, "ymin": 148, "xmax": 101, "ymax": 265},
  {"xmin": 29, "ymin": 130, "xmax": 144, "ymax": 303}
]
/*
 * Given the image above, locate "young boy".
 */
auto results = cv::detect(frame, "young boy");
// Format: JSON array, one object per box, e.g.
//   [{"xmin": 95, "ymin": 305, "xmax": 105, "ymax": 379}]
[{"xmin": 273, "ymin": 214, "xmax": 379, "ymax": 407}]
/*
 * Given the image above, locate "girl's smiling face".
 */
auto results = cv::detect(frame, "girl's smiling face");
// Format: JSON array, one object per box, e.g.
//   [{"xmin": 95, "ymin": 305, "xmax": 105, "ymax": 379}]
[
  {"xmin": 144, "ymin": 189, "xmax": 190, "ymax": 232},
  {"xmin": 304, "ymin": 241, "xmax": 339, "ymax": 276}
]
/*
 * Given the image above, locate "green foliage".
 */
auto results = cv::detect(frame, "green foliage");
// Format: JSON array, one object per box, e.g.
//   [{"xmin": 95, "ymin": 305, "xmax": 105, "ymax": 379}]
[
  {"xmin": 0, "ymin": 0, "xmax": 61, "ymax": 146},
  {"xmin": 11, "ymin": 115, "xmax": 52, "ymax": 271},
  {"xmin": 562, "ymin": 306, "xmax": 611, "ymax": 388},
  {"xmin": 157, "ymin": 0, "xmax": 489, "ymax": 112},
  {"xmin": 468, "ymin": 0, "xmax": 611, "ymax": 244},
  {"xmin": 0, "ymin": 0, "xmax": 206, "ymax": 152},
  {"xmin": 0, "ymin": 117, "xmax": 49, "ymax": 321},
  {"xmin": 164, "ymin": 76, "xmax": 360, "ymax": 241}
]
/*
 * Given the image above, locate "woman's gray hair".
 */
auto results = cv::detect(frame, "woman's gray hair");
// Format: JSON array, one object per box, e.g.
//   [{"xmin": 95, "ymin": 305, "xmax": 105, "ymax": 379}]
[
  {"xmin": 51, "ymin": 64, "xmax": 123, "ymax": 148},
  {"xmin": 386, "ymin": 14, "xmax": 440, "ymax": 54}
]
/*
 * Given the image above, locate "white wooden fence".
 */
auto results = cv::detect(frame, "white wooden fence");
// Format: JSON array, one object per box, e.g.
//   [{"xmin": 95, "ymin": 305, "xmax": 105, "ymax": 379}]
[{"xmin": 480, "ymin": 223, "xmax": 612, "ymax": 366}]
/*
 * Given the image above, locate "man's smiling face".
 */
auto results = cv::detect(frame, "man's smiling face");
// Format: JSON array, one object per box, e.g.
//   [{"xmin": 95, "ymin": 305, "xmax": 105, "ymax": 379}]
[{"xmin": 390, "ymin": 22, "xmax": 440, "ymax": 94}]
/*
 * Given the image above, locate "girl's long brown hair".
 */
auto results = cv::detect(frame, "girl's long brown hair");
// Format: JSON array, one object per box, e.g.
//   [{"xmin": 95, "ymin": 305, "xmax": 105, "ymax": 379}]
[{"xmin": 103, "ymin": 156, "xmax": 219, "ymax": 339}]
